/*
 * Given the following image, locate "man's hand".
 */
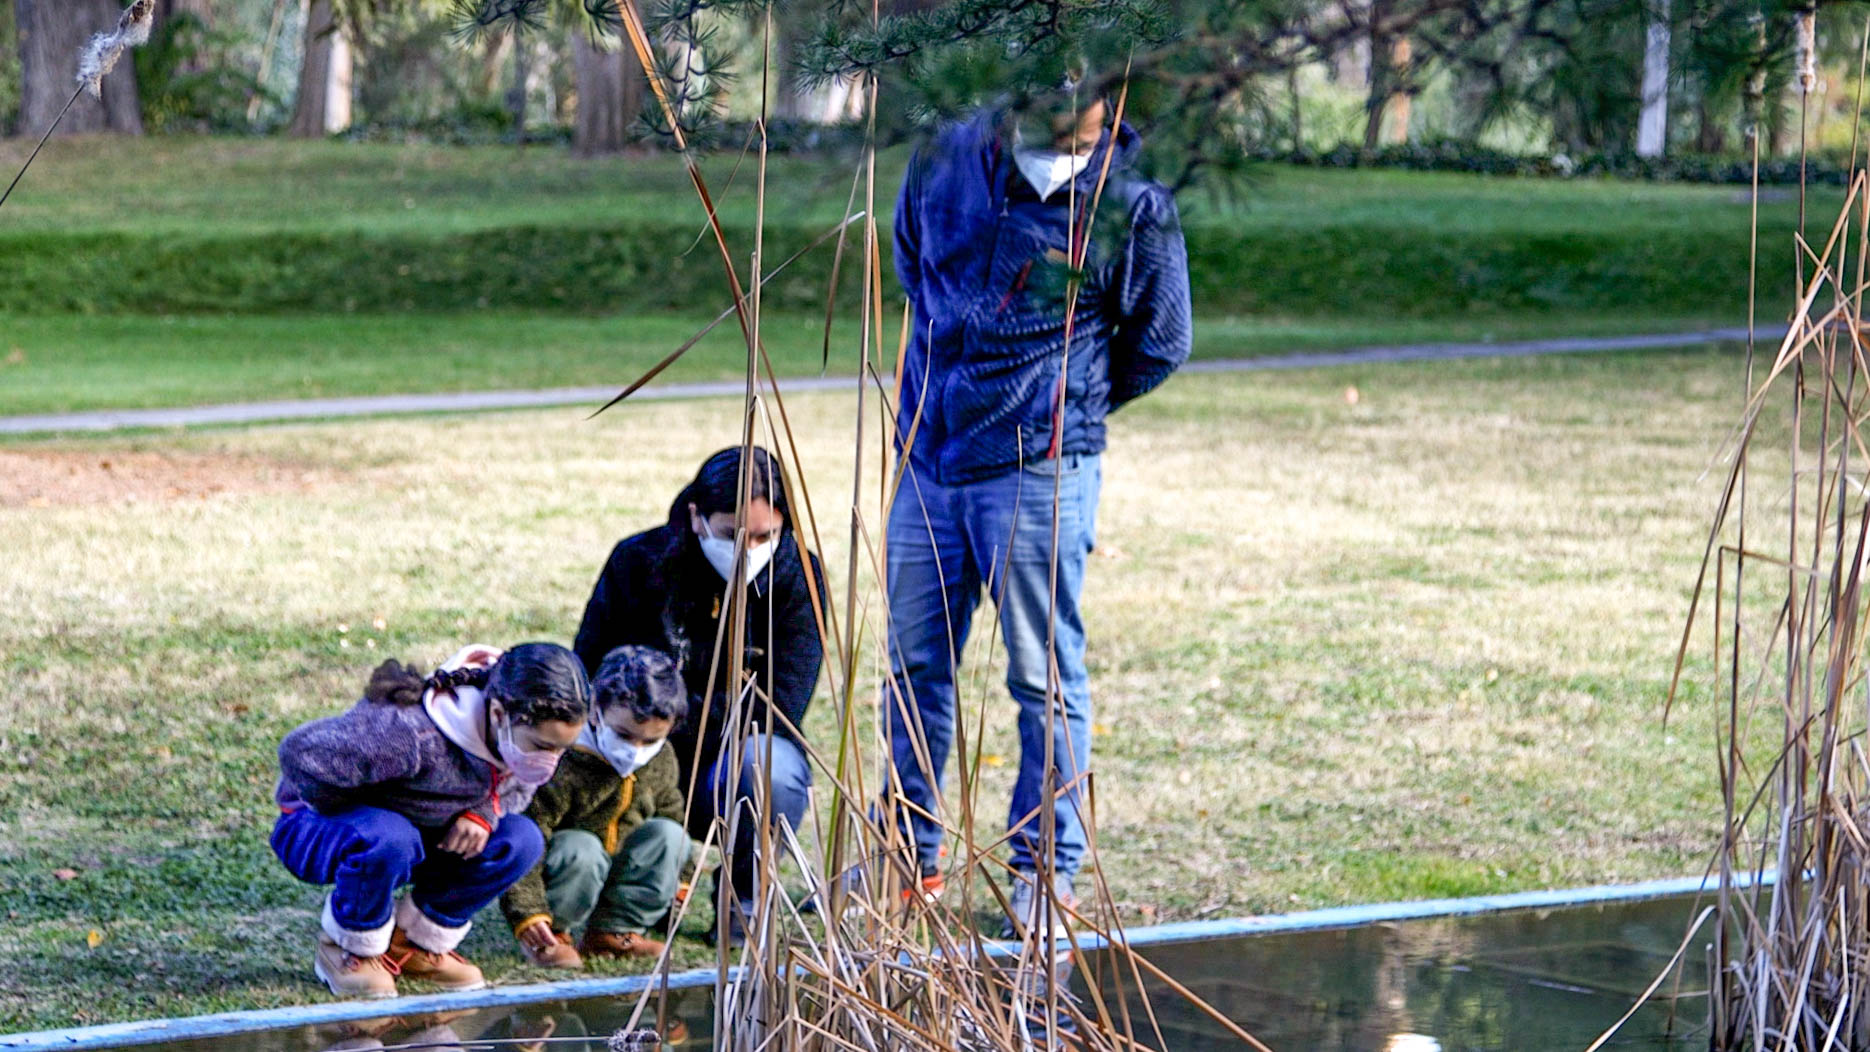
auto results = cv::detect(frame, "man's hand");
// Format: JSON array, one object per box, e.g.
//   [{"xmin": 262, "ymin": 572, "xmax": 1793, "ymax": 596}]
[
  {"xmin": 440, "ymin": 815, "xmax": 491, "ymax": 858},
  {"xmin": 515, "ymin": 918, "xmax": 558, "ymax": 954}
]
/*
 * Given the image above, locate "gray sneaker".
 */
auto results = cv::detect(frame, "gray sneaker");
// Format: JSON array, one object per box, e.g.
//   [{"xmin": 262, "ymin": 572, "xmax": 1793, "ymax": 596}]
[{"xmin": 1000, "ymin": 869, "xmax": 1076, "ymax": 940}]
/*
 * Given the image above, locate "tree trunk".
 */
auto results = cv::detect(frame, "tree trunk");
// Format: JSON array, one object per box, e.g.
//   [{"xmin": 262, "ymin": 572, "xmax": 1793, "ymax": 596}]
[
  {"xmin": 15, "ymin": 0, "xmax": 145, "ymax": 137},
  {"xmin": 1362, "ymin": 0, "xmax": 1392, "ymax": 150},
  {"xmin": 1382, "ymin": 36, "xmax": 1411, "ymax": 145},
  {"xmin": 507, "ymin": 31, "xmax": 528, "ymax": 140},
  {"xmin": 1286, "ymin": 65, "xmax": 1303, "ymax": 151},
  {"xmin": 1364, "ymin": 12, "xmax": 1410, "ymax": 150},
  {"xmin": 288, "ymin": 0, "xmax": 350, "ymax": 138},
  {"xmin": 1636, "ymin": 0, "xmax": 1670, "ymax": 157},
  {"xmin": 572, "ymin": 31, "xmax": 643, "ymax": 156}
]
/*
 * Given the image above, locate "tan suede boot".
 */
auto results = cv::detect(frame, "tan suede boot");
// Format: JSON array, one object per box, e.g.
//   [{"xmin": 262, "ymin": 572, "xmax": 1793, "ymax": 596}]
[
  {"xmin": 578, "ymin": 930, "xmax": 664, "ymax": 959},
  {"xmin": 520, "ymin": 929, "xmax": 584, "ymax": 970},
  {"xmin": 387, "ymin": 928, "xmax": 486, "ymax": 991},
  {"xmin": 313, "ymin": 934, "xmax": 399, "ymax": 999}
]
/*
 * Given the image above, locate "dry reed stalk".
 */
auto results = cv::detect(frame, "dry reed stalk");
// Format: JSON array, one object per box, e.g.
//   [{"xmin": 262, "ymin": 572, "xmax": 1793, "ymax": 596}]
[
  {"xmin": 1649, "ymin": 69, "xmax": 1870, "ymax": 1040},
  {"xmin": 583, "ymin": 9, "xmax": 1264, "ymax": 1050}
]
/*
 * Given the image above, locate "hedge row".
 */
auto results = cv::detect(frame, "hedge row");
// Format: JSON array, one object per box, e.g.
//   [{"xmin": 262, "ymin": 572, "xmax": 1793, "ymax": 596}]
[
  {"xmin": 1266, "ymin": 140, "xmax": 1855, "ymax": 186},
  {"xmin": 1, "ymin": 220, "xmax": 1767, "ymax": 318}
]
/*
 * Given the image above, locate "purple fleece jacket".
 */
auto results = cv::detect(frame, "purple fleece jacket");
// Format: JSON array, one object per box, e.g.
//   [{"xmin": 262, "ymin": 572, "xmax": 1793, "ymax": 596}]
[{"xmin": 274, "ymin": 699, "xmax": 533, "ymax": 830}]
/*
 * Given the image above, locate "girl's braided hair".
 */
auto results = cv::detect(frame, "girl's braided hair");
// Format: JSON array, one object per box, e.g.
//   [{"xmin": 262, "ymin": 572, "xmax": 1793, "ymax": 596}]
[{"xmin": 364, "ymin": 643, "xmax": 591, "ymax": 726}]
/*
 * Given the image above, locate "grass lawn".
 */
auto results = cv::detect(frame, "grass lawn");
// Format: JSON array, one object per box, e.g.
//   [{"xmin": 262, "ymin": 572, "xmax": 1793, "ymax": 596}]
[
  {"xmin": 0, "ymin": 136, "xmax": 1827, "ymax": 238},
  {"xmin": 0, "ymin": 346, "xmax": 1763, "ymax": 1030},
  {"xmin": 0, "ymin": 137, "xmax": 1823, "ymax": 317},
  {"xmin": 0, "ymin": 310, "xmax": 1747, "ymax": 416}
]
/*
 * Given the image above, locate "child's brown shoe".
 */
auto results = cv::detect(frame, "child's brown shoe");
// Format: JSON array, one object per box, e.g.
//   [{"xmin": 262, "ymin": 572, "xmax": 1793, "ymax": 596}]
[
  {"xmin": 521, "ymin": 930, "xmax": 584, "ymax": 970},
  {"xmin": 387, "ymin": 928, "xmax": 487, "ymax": 991},
  {"xmin": 313, "ymin": 934, "xmax": 400, "ymax": 999},
  {"xmin": 578, "ymin": 930, "xmax": 664, "ymax": 959}
]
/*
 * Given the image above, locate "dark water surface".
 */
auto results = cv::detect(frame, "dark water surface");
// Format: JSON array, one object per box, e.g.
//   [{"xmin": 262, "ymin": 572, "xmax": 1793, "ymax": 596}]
[
  {"xmin": 124, "ymin": 895, "xmax": 1709, "ymax": 1052},
  {"xmin": 1087, "ymin": 894, "xmax": 1705, "ymax": 1050}
]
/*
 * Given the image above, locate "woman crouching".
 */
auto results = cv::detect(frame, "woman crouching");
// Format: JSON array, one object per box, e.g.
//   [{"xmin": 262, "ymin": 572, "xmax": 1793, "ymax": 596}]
[
  {"xmin": 502, "ymin": 645, "xmax": 693, "ymax": 969},
  {"xmin": 272, "ymin": 643, "xmax": 590, "ymax": 998}
]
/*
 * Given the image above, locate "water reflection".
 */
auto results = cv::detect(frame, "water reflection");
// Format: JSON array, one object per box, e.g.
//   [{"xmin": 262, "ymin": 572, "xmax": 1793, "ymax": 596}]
[{"xmin": 1081, "ymin": 895, "xmax": 1706, "ymax": 1050}]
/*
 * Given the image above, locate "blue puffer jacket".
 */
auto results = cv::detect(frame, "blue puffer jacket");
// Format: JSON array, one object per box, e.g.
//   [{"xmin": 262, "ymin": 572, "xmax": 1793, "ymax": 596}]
[{"xmin": 893, "ymin": 109, "xmax": 1193, "ymax": 485}]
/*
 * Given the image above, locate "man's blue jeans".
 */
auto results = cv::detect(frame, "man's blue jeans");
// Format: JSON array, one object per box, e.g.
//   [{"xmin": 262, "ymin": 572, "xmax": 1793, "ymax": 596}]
[{"xmin": 884, "ymin": 453, "xmax": 1100, "ymax": 877}]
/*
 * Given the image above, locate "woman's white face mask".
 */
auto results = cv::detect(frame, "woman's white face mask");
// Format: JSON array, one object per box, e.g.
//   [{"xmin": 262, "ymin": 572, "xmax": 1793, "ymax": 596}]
[{"xmin": 694, "ymin": 515, "xmax": 774, "ymax": 584}]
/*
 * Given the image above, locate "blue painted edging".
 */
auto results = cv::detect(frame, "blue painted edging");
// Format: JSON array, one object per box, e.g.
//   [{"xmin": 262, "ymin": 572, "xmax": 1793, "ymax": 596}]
[
  {"xmin": 1013, "ymin": 870, "xmax": 1773, "ymax": 959},
  {"xmin": 0, "ymin": 967, "xmax": 727, "ymax": 1052},
  {"xmin": 2, "ymin": 872, "xmax": 1774, "ymax": 1052}
]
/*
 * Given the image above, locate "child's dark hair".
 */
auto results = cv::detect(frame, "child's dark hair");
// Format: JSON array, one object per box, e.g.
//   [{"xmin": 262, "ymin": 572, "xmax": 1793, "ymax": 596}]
[
  {"xmin": 365, "ymin": 643, "xmax": 591, "ymax": 726},
  {"xmin": 666, "ymin": 445, "xmax": 789, "ymax": 526},
  {"xmin": 592, "ymin": 645, "xmax": 688, "ymax": 726}
]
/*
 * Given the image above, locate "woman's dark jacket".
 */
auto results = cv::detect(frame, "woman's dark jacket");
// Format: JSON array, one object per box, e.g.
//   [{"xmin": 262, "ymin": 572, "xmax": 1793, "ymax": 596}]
[{"xmin": 572, "ymin": 522, "xmax": 825, "ymax": 806}]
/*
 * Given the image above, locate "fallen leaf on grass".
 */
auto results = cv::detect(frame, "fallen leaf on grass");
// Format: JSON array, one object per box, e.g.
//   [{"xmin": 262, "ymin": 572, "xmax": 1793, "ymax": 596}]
[
  {"xmin": 52, "ymin": 868, "xmax": 79, "ymax": 881},
  {"xmin": 1092, "ymin": 722, "xmax": 1112, "ymax": 736},
  {"xmin": 4, "ymin": 348, "xmax": 24, "ymax": 366},
  {"xmin": 86, "ymin": 929, "xmax": 104, "ymax": 948},
  {"xmin": 982, "ymin": 754, "xmax": 1007, "ymax": 768}
]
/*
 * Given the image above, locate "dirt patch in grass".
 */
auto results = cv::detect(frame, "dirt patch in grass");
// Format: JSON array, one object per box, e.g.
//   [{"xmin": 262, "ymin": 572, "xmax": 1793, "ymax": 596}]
[{"xmin": 0, "ymin": 450, "xmax": 333, "ymax": 508}]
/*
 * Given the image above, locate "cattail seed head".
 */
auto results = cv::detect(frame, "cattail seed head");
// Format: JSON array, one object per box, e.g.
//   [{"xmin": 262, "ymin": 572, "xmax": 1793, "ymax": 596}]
[
  {"xmin": 76, "ymin": 0, "xmax": 155, "ymax": 99},
  {"xmin": 1796, "ymin": 9, "xmax": 1817, "ymax": 94}
]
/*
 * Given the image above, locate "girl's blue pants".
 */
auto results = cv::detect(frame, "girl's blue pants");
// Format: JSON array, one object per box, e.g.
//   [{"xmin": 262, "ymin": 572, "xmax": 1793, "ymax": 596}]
[{"xmin": 273, "ymin": 805, "xmax": 543, "ymax": 935}]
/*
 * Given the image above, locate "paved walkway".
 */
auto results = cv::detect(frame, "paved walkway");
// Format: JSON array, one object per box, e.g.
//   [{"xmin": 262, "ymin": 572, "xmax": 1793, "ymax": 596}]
[{"xmin": 0, "ymin": 326, "xmax": 1765, "ymax": 436}]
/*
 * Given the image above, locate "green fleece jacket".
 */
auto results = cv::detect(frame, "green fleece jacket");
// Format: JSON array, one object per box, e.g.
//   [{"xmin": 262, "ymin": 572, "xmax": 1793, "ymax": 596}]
[{"xmin": 499, "ymin": 744, "xmax": 690, "ymax": 932}]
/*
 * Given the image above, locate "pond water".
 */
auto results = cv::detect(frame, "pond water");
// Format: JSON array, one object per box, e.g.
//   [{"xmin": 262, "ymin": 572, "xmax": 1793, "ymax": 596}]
[{"xmin": 100, "ymin": 893, "xmax": 1710, "ymax": 1052}]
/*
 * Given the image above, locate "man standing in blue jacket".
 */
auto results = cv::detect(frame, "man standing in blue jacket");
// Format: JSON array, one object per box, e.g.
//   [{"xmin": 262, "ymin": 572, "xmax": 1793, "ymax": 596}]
[{"xmin": 884, "ymin": 82, "xmax": 1193, "ymax": 937}]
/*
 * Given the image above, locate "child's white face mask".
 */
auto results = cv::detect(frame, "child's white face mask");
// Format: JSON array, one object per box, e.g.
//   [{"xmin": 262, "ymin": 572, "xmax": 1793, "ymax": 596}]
[
  {"xmin": 1013, "ymin": 146, "xmax": 1091, "ymax": 201},
  {"xmin": 592, "ymin": 722, "xmax": 665, "ymax": 778}
]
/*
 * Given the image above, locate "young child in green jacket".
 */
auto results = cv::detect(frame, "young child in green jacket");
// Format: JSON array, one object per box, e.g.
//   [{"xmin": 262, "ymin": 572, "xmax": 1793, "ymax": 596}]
[{"xmin": 502, "ymin": 645, "xmax": 693, "ymax": 968}]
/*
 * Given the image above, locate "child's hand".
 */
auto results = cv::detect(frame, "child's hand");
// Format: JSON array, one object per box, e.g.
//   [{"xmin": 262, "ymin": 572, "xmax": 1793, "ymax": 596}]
[
  {"xmin": 440, "ymin": 815, "xmax": 491, "ymax": 857},
  {"xmin": 515, "ymin": 918, "xmax": 558, "ymax": 953}
]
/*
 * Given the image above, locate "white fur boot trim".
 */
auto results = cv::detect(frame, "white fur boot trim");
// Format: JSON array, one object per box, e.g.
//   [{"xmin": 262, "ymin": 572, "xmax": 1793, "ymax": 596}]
[
  {"xmin": 395, "ymin": 894, "xmax": 472, "ymax": 953},
  {"xmin": 322, "ymin": 896, "xmax": 395, "ymax": 957}
]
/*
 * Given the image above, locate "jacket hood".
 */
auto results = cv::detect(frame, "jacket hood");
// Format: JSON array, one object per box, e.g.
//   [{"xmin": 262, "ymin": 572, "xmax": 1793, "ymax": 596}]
[{"xmin": 422, "ymin": 644, "xmax": 504, "ymax": 768}]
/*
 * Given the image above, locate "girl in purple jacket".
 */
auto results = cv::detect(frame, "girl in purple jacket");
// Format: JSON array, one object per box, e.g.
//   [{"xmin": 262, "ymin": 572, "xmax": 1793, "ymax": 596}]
[{"xmin": 272, "ymin": 642, "xmax": 590, "ymax": 999}]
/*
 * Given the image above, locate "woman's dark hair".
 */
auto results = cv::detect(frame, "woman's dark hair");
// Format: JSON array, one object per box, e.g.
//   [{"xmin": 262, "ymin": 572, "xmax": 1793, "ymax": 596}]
[
  {"xmin": 364, "ymin": 643, "xmax": 591, "ymax": 726},
  {"xmin": 666, "ymin": 445, "xmax": 789, "ymax": 527},
  {"xmin": 591, "ymin": 645, "xmax": 689, "ymax": 726}
]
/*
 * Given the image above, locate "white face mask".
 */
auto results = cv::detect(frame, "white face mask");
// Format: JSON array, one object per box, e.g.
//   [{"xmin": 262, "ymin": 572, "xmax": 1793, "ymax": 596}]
[
  {"xmin": 695, "ymin": 516, "xmax": 774, "ymax": 584},
  {"xmin": 592, "ymin": 722, "xmax": 665, "ymax": 778},
  {"xmin": 1014, "ymin": 146, "xmax": 1091, "ymax": 200}
]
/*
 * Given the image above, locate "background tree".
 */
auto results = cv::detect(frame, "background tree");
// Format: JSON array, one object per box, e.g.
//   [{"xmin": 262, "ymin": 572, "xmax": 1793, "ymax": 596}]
[
  {"xmin": 14, "ymin": 0, "xmax": 145, "ymax": 137},
  {"xmin": 289, "ymin": 0, "xmax": 351, "ymax": 135},
  {"xmin": 573, "ymin": 20, "xmax": 643, "ymax": 154}
]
